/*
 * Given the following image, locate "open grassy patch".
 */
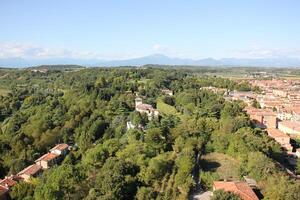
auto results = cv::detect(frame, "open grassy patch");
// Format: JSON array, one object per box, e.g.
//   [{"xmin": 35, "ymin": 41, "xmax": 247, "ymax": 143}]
[
  {"xmin": 201, "ymin": 152, "xmax": 240, "ymax": 180},
  {"xmin": 157, "ymin": 98, "xmax": 178, "ymax": 115}
]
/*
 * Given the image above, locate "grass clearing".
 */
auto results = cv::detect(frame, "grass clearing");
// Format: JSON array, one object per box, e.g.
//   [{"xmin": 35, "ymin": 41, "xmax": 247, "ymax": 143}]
[
  {"xmin": 156, "ymin": 98, "xmax": 189, "ymax": 121},
  {"xmin": 201, "ymin": 152, "xmax": 240, "ymax": 180},
  {"xmin": 157, "ymin": 98, "xmax": 178, "ymax": 115}
]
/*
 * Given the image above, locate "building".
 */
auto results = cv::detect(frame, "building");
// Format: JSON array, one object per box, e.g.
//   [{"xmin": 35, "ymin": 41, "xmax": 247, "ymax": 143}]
[
  {"xmin": 278, "ymin": 121, "xmax": 300, "ymax": 135},
  {"xmin": 266, "ymin": 128, "xmax": 292, "ymax": 151},
  {"xmin": 135, "ymin": 97, "xmax": 159, "ymax": 120},
  {"xmin": 0, "ymin": 176, "xmax": 17, "ymax": 188},
  {"xmin": 50, "ymin": 143, "xmax": 69, "ymax": 156},
  {"xmin": 201, "ymin": 86, "xmax": 228, "ymax": 95},
  {"xmin": 245, "ymin": 107, "xmax": 278, "ymax": 128},
  {"xmin": 230, "ymin": 91, "xmax": 256, "ymax": 106},
  {"xmin": 126, "ymin": 121, "xmax": 135, "ymax": 130},
  {"xmin": 161, "ymin": 89, "xmax": 173, "ymax": 96},
  {"xmin": 277, "ymin": 108, "xmax": 293, "ymax": 121},
  {"xmin": 35, "ymin": 153, "xmax": 60, "ymax": 169},
  {"xmin": 213, "ymin": 181, "xmax": 259, "ymax": 200},
  {"xmin": 272, "ymin": 89, "xmax": 287, "ymax": 98},
  {"xmin": 17, "ymin": 164, "xmax": 42, "ymax": 182}
]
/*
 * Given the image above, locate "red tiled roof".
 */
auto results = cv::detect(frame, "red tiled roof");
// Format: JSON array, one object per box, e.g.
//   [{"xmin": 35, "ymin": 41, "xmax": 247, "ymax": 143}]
[
  {"xmin": 0, "ymin": 177, "xmax": 17, "ymax": 187},
  {"xmin": 17, "ymin": 164, "xmax": 42, "ymax": 176},
  {"xmin": 292, "ymin": 107, "xmax": 300, "ymax": 115},
  {"xmin": 213, "ymin": 181, "xmax": 259, "ymax": 200},
  {"xmin": 267, "ymin": 128, "xmax": 290, "ymax": 139},
  {"xmin": 35, "ymin": 153, "xmax": 59, "ymax": 162},
  {"xmin": 50, "ymin": 143, "xmax": 69, "ymax": 152}
]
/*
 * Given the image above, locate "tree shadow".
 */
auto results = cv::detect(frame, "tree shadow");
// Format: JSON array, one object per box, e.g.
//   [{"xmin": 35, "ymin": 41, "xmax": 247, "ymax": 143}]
[{"xmin": 200, "ymin": 159, "xmax": 221, "ymax": 172}]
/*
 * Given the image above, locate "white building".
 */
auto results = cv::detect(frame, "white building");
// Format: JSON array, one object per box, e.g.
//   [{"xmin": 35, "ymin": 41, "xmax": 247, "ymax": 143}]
[{"xmin": 135, "ymin": 97, "xmax": 159, "ymax": 120}]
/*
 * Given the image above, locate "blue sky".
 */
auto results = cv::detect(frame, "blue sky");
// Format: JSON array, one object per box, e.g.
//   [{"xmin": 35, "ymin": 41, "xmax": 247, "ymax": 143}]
[{"xmin": 0, "ymin": 0, "xmax": 300, "ymax": 60}]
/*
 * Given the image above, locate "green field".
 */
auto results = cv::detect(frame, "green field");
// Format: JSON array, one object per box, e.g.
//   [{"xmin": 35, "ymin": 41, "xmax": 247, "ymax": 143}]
[
  {"xmin": 201, "ymin": 152, "xmax": 240, "ymax": 180},
  {"xmin": 156, "ymin": 98, "xmax": 188, "ymax": 121},
  {"xmin": 156, "ymin": 98, "xmax": 178, "ymax": 115}
]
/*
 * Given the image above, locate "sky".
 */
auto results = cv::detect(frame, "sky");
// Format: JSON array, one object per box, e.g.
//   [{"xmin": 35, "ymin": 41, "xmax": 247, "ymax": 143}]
[{"xmin": 0, "ymin": 0, "xmax": 300, "ymax": 60}]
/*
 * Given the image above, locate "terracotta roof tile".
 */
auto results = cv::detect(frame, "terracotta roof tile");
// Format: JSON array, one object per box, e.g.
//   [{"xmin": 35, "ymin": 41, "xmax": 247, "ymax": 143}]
[
  {"xmin": 213, "ymin": 181, "xmax": 259, "ymax": 200},
  {"xmin": 0, "ymin": 177, "xmax": 17, "ymax": 187},
  {"xmin": 17, "ymin": 164, "xmax": 42, "ymax": 176},
  {"xmin": 267, "ymin": 128, "xmax": 290, "ymax": 139},
  {"xmin": 35, "ymin": 153, "xmax": 59, "ymax": 162},
  {"xmin": 50, "ymin": 143, "xmax": 69, "ymax": 152}
]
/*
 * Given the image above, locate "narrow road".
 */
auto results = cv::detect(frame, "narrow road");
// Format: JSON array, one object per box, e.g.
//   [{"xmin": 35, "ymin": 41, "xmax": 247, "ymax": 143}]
[{"xmin": 189, "ymin": 150, "xmax": 203, "ymax": 200}]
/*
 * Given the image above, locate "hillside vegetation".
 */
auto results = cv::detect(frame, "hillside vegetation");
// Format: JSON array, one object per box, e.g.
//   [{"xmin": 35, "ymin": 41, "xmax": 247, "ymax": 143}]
[{"xmin": 0, "ymin": 67, "xmax": 299, "ymax": 200}]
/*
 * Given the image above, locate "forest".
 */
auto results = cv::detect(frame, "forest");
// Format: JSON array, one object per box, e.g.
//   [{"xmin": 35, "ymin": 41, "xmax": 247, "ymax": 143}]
[{"xmin": 0, "ymin": 67, "xmax": 300, "ymax": 200}]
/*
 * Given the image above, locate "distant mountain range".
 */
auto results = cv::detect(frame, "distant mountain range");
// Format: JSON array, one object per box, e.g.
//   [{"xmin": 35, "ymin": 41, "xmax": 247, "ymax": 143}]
[{"xmin": 1, "ymin": 54, "xmax": 300, "ymax": 68}]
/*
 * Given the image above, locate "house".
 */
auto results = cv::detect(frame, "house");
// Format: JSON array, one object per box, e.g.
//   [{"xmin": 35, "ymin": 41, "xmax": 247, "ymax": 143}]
[
  {"xmin": 0, "ymin": 185, "xmax": 8, "ymax": 200},
  {"xmin": 278, "ymin": 121, "xmax": 300, "ymax": 135},
  {"xmin": 35, "ymin": 153, "xmax": 60, "ymax": 169},
  {"xmin": 266, "ymin": 128, "xmax": 290, "ymax": 145},
  {"xmin": 161, "ymin": 89, "xmax": 173, "ymax": 96},
  {"xmin": 126, "ymin": 121, "xmax": 144, "ymax": 130},
  {"xmin": 272, "ymin": 89, "xmax": 287, "ymax": 97},
  {"xmin": 126, "ymin": 121, "xmax": 135, "ymax": 130},
  {"xmin": 201, "ymin": 86, "xmax": 228, "ymax": 95},
  {"xmin": 277, "ymin": 108, "xmax": 293, "ymax": 121},
  {"xmin": 50, "ymin": 143, "xmax": 69, "ymax": 156},
  {"xmin": 230, "ymin": 91, "xmax": 256, "ymax": 106},
  {"xmin": 135, "ymin": 97, "xmax": 159, "ymax": 120},
  {"xmin": 245, "ymin": 107, "xmax": 278, "ymax": 128},
  {"xmin": 266, "ymin": 128, "xmax": 292, "ymax": 151},
  {"xmin": 213, "ymin": 181, "xmax": 259, "ymax": 200},
  {"xmin": 17, "ymin": 164, "xmax": 42, "ymax": 182},
  {"xmin": 0, "ymin": 176, "xmax": 17, "ymax": 188},
  {"xmin": 30, "ymin": 68, "xmax": 48, "ymax": 73}
]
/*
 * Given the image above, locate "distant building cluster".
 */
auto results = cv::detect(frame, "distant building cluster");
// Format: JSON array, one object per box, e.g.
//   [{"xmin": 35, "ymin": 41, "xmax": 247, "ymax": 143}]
[
  {"xmin": 238, "ymin": 79, "xmax": 300, "ymax": 166},
  {"xmin": 0, "ymin": 144, "xmax": 69, "ymax": 199},
  {"xmin": 206, "ymin": 78, "xmax": 300, "ymax": 169}
]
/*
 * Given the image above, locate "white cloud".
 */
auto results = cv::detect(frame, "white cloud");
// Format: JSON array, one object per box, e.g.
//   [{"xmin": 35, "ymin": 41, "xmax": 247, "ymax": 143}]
[
  {"xmin": 152, "ymin": 44, "xmax": 169, "ymax": 52},
  {"xmin": 0, "ymin": 42, "xmax": 127, "ymax": 60},
  {"xmin": 233, "ymin": 44, "xmax": 300, "ymax": 59}
]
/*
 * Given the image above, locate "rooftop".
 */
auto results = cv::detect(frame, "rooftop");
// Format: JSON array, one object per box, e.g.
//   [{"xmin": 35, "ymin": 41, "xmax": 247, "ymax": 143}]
[
  {"xmin": 0, "ymin": 177, "xmax": 17, "ymax": 187},
  {"xmin": 18, "ymin": 164, "xmax": 42, "ymax": 176},
  {"xmin": 50, "ymin": 143, "xmax": 69, "ymax": 152},
  {"xmin": 267, "ymin": 128, "xmax": 290, "ymax": 139},
  {"xmin": 279, "ymin": 121, "xmax": 300, "ymax": 132},
  {"xmin": 213, "ymin": 181, "xmax": 259, "ymax": 200},
  {"xmin": 136, "ymin": 103, "xmax": 154, "ymax": 110},
  {"xmin": 35, "ymin": 152, "xmax": 59, "ymax": 162}
]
